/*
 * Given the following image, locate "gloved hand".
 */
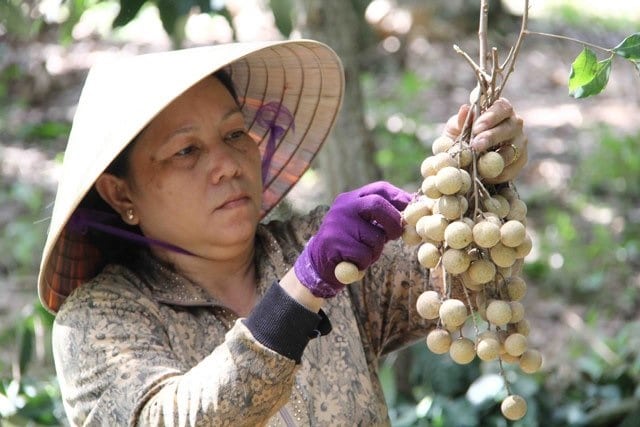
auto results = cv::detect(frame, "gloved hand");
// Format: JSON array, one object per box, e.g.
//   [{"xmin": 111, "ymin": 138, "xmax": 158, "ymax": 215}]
[{"xmin": 294, "ymin": 181, "xmax": 411, "ymax": 298}]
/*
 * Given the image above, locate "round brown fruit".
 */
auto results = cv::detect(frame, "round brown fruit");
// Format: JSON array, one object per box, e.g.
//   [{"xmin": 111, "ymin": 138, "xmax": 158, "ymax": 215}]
[
  {"xmin": 500, "ymin": 220, "xmax": 526, "ymax": 248},
  {"xmin": 449, "ymin": 337, "xmax": 476, "ymax": 364},
  {"xmin": 486, "ymin": 300, "xmax": 512, "ymax": 326},
  {"xmin": 435, "ymin": 166, "xmax": 463, "ymax": 195},
  {"xmin": 416, "ymin": 290, "xmax": 441, "ymax": 320},
  {"xmin": 426, "ymin": 329, "xmax": 452, "ymax": 354},
  {"xmin": 438, "ymin": 298, "xmax": 468, "ymax": 328},
  {"xmin": 417, "ymin": 242, "xmax": 441, "ymax": 269},
  {"xmin": 501, "ymin": 395, "xmax": 527, "ymax": 421},
  {"xmin": 478, "ymin": 151, "xmax": 505, "ymax": 179},
  {"xmin": 444, "ymin": 221, "xmax": 473, "ymax": 249},
  {"xmin": 441, "ymin": 248, "xmax": 471, "ymax": 275},
  {"xmin": 473, "ymin": 220, "xmax": 501, "ymax": 248},
  {"xmin": 467, "ymin": 259, "xmax": 496, "ymax": 284},
  {"xmin": 476, "ymin": 337, "xmax": 501, "ymax": 361},
  {"xmin": 519, "ymin": 349, "xmax": 543, "ymax": 374}
]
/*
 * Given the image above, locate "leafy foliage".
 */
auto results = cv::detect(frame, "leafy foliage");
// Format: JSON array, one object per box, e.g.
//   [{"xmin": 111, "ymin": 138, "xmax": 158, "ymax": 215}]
[
  {"xmin": 0, "ymin": 302, "xmax": 63, "ymax": 425},
  {"xmin": 569, "ymin": 33, "xmax": 640, "ymax": 98}
]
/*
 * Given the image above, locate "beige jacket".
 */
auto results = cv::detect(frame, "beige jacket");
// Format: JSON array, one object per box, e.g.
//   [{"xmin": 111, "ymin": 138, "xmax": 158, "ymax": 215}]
[{"xmin": 52, "ymin": 207, "xmax": 437, "ymax": 426}]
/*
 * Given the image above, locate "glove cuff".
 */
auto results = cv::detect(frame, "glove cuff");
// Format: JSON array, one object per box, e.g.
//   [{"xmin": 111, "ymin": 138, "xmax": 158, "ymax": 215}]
[{"xmin": 294, "ymin": 240, "xmax": 344, "ymax": 298}]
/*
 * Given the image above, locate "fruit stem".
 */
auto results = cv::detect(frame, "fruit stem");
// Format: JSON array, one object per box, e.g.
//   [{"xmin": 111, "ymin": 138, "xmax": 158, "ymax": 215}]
[
  {"xmin": 498, "ymin": 358, "xmax": 513, "ymax": 395},
  {"xmin": 495, "ymin": 0, "xmax": 530, "ymax": 99},
  {"xmin": 461, "ymin": 280, "xmax": 480, "ymax": 336},
  {"xmin": 478, "ymin": 0, "xmax": 489, "ymax": 71},
  {"xmin": 524, "ymin": 30, "xmax": 612, "ymax": 54}
]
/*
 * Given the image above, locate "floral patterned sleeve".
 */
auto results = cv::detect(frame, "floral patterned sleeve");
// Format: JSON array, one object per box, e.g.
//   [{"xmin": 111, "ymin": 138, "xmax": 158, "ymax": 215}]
[{"xmin": 52, "ymin": 274, "xmax": 296, "ymax": 426}]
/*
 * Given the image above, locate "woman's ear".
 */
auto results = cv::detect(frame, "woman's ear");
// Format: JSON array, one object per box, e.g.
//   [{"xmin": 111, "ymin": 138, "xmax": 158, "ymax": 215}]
[{"xmin": 94, "ymin": 174, "xmax": 138, "ymax": 225}]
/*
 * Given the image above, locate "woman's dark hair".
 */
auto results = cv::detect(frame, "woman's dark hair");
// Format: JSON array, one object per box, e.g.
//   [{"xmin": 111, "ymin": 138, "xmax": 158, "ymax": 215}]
[{"xmin": 79, "ymin": 69, "xmax": 239, "ymax": 273}]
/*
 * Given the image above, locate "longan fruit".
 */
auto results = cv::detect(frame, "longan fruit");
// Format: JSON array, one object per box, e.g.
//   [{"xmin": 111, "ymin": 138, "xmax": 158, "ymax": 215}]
[
  {"xmin": 467, "ymin": 259, "xmax": 496, "ymax": 284},
  {"xmin": 478, "ymin": 329, "xmax": 499, "ymax": 341},
  {"xmin": 515, "ymin": 319, "xmax": 531, "ymax": 336},
  {"xmin": 426, "ymin": 329, "xmax": 452, "ymax": 354},
  {"xmin": 444, "ymin": 221, "xmax": 473, "ymax": 249},
  {"xmin": 334, "ymin": 262, "xmax": 365, "ymax": 284},
  {"xmin": 417, "ymin": 242, "xmax": 441, "ymax": 268},
  {"xmin": 478, "ymin": 151, "xmax": 505, "ymax": 179},
  {"xmin": 483, "ymin": 197, "xmax": 503, "ymax": 216},
  {"xmin": 438, "ymin": 195, "xmax": 463, "ymax": 220},
  {"xmin": 500, "ymin": 220, "xmax": 526, "ymax": 248},
  {"xmin": 486, "ymin": 300, "xmax": 512, "ymax": 325},
  {"xmin": 490, "ymin": 243, "xmax": 517, "ymax": 268},
  {"xmin": 432, "ymin": 152, "xmax": 457, "ymax": 173},
  {"xmin": 417, "ymin": 214, "xmax": 448, "ymax": 242},
  {"xmin": 401, "ymin": 225, "xmax": 422, "ymax": 246},
  {"xmin": 519, "ymin": 349, "xmax": 543, "ymax": 374},
  {"xmin": 458, "ymin": 195, "xmax": 469, "ymax": 216},
  {"xmin": 515, "ymin": 233, "xmax": 533, "ymax": 258},
  {"xmin": 449, "ymin": 337, "xmax": 476, "ymax": 365},
  {"xmin": 439, "ymin": 298, "xmax": 468, "ymax": 328},
  {"xmin": 501, "ymin": 395, "xmax": 527, "ymax": 421},
  {"xmin": 441, "ymin": 248, "xmax": 471, "ymax": 275},
  {"xmin": 416, "ymin": 290, "xmax": 442, "ymax": 319},
  {"xmin": 500, "ymin": 353, "xmax": 520, "ymax": 364},
  {"xmin": 499, "ymin": 186, "xmax": 518, "ymax": 201},
  {"xmin": 435, "ymin": 166, "xmax": 463, "ymax": 195},
  {"xmin": 421, "ymin": 175, "xmax": 442, "ymax": 199},
  {"xmin": 493, "ymin": 195, "xmax": 511, "ymax": 218},
  {"xmin": 504, "ymin": 333, "xmax": 528, "ymax": 356},
  {"xmin": 458, "ymin": 169, "xmax": 472, "ymax": 194},
  {"xmin": 432, "ymin": 135, "xmax": 456, "ymax": 155},
  {"xmin": 403, "ymin": 199, "xmax": 432, "ymax": 226},
  {"xmin": 460, "ymin": 271, "xmax": 484, "ymax": 292},
  {"xmin": 450, "ymin": 144, "xmax": 472, "ymax": 168},
  {"xmin": 420, "ymin": 156, "xmax": 437, "ymax": 178},
  {"xmin": 507, "ymin": 276, "xmax": 527, "ymax": 301},
  {"xmin": 476, "ymin": 336, "xmax": 501, "ymax": 361},
  {"xmin": 473, "ymin": 220, "xmax": 501, "ymax": 248},
  {"xmin": 482, "ymin": 212, "xmax": 502, "ymax": 226},
  {"xmin": 509, "ymin": 301, "xmax": 525, "ymax": 323},
  {"xmin": 507, "ymin": 199, "xmax": 528, "ymax": 221}
]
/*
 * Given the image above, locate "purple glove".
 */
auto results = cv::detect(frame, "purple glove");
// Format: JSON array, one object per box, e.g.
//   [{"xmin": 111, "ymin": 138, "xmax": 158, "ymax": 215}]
[{"xmin": 294, "ymin": 181, "xmax": 411, "ymax": 298}]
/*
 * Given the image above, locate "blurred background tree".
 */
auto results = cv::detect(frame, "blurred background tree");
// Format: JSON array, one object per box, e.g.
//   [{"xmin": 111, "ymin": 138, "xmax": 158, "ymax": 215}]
[{"xmin": 1, "ymin": 0, "xmax": 640, "ymax": 425}]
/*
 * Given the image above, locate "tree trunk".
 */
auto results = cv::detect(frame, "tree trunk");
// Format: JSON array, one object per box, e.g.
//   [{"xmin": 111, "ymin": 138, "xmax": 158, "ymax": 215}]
[{"xmin": 294, "ymin": 0, "xmax": 381, "ymax": 201}]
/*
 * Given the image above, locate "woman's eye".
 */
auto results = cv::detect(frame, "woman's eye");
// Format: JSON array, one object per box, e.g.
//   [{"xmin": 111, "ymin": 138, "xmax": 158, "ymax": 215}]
[
  {"xmin": 175, "ymin": 145, "xmax": 197, "ymax": 157},
  {"xmin": 226, "ymin": 130, "xmax": 247, "ymax": 141}
]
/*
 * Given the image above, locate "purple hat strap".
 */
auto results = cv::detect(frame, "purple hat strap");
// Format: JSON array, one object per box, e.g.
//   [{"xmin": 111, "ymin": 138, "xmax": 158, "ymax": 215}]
[
  {"xmin": 255, "ymin": 101, "xmax": 294, "ymax": 184},
  {"xmin": 68, "ymin": 208, "xmax": 193, "ymax": 255}
]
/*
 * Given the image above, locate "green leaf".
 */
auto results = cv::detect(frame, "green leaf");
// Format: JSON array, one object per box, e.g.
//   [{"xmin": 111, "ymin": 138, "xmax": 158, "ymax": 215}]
[
  {"xmin": 612, "ymin": 33, "xmax": 640, "ymax": 60},
  {"xmin": 568, "ymin": 48, "xmax": 612, "ymax": 99},
  {"xmin": 269, "ymin": 0, "xmax": 294, "ymax": 37},
  {"xmin": 113, "ymin": 0, "xmax": 147, "ymax": 28}
]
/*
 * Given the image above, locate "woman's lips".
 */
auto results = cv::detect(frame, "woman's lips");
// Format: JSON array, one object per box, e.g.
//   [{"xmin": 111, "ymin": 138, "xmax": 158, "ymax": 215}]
[{"xmin": 217, "ymin": 195, "xmax": 250, "ymax": 210}]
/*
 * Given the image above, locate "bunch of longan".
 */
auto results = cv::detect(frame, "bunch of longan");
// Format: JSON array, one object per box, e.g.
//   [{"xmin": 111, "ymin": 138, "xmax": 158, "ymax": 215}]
[{"xmin": 403, "ymin": 134, "xmax": 541, "ymax": 422}]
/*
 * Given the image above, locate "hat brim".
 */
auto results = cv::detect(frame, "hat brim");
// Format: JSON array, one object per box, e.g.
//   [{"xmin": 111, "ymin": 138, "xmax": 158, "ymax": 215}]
[{"xmin": 38, "ymin": 40, "xmax": 344, "ymax": 313}]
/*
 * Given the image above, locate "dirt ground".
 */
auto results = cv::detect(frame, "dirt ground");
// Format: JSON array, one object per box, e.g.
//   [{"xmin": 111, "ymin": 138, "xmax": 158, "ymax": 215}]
[{"xmin": 1, "ymin": 12, "xmax": 639, "ymax": 390}]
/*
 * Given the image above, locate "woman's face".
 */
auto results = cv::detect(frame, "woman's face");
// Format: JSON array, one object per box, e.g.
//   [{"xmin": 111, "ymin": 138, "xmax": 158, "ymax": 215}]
[{"xmin": 124, "ymin": 76, "xmax": 263, "ymax": 260}]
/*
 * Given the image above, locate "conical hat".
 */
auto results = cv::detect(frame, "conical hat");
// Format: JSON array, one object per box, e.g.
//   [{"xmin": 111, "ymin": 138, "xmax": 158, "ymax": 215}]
[{"xmin": 38, "ymin": 39, "xmax": 344, "ymax": 313}]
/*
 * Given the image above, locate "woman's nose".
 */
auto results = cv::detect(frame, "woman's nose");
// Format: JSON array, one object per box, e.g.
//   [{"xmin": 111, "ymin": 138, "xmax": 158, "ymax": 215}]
[{"xmin": 207, "ymin": 143, "xmax": 241, "ymax": 184}]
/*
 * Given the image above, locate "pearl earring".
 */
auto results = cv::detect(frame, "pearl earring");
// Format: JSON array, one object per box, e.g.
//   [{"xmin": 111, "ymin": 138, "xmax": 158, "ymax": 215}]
[{"xmin": 126, "ymin": 209, "xmax": 135, "ymax": 221}]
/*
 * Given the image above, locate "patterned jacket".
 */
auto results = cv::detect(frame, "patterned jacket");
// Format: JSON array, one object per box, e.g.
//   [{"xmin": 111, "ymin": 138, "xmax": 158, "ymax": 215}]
[{"xmin": 52, "ymin": 206, "xmax": 437, "ymax": 426}]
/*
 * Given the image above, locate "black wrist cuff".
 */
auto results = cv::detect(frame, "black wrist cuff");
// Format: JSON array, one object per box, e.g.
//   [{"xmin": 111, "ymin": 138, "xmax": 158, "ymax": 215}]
[{"xmin": 243, "ymin": 282, "xmax": 331, "ymax": 363}]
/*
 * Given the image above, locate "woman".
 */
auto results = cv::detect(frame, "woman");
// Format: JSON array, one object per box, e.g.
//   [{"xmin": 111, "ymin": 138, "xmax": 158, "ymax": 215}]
[{"xmin": 38, "ymin": 39, "xmax": 528, "ymax": 426}]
